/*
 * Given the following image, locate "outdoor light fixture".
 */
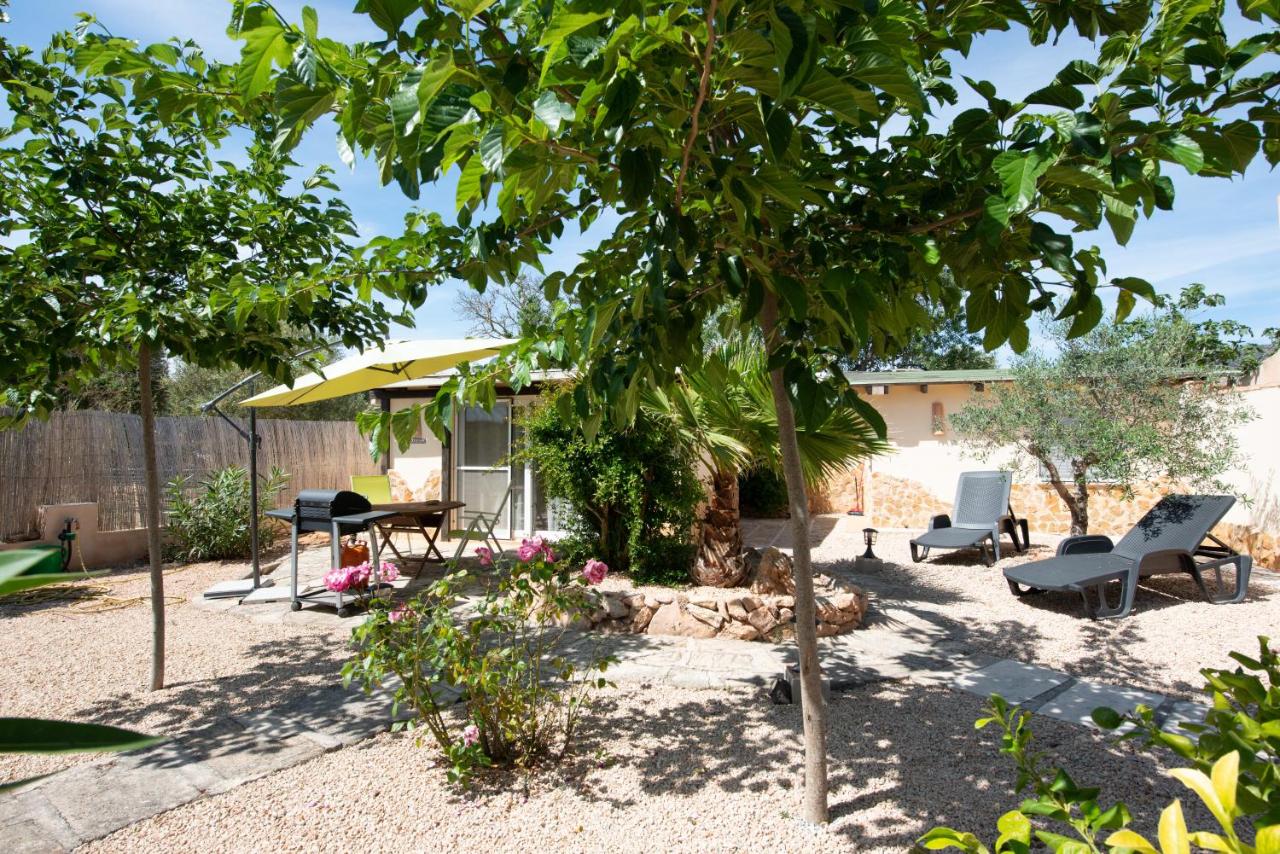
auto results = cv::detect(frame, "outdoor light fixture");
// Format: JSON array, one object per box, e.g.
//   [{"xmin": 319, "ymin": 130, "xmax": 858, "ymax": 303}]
[{"xmin": 861, "ymin": 527, "xmax": 879, "ymax": 560}]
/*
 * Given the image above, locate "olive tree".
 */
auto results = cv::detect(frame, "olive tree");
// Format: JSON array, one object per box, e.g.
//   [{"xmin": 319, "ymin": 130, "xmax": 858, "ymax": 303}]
[{"xmin": 952, "ymin": 306, "xmax": 1255, "ymax": 535}]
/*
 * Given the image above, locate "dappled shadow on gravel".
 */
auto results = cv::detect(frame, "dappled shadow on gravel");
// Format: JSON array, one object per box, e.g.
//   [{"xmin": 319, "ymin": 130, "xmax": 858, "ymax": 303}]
[
  {"xmin": 76, "ymin": 635, "xmax": 346, "ymax": 735},
  {"xmin": 815, "ymin": 532, "xmax": 1277, "ymax": 699},
  {"xmin": 550, "ymin": 681, "xmax": 1201, "ymax": 850}
]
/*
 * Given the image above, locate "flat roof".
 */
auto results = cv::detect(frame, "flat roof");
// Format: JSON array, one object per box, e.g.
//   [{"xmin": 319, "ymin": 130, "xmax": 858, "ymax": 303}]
[{"xmin": 843, "ymin": 368, "xmax": 1014, "ymax": 386}]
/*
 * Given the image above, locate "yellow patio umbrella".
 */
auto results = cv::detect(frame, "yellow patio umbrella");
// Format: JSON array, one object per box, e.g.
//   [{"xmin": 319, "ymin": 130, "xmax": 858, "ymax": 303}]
[{"xmin": 239, "ymin": 338, "xmax": 514, "ymax": 407}]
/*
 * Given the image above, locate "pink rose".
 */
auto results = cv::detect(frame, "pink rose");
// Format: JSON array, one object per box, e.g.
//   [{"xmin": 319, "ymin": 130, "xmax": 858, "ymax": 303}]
[
  {"xmin": 476, "ymin": 546, "xmax": 493, "ymax": 567},
  {"xmin": 462, "ymin": 724, "xmax": 480, "ymax": 747},
  {"xmin": 516, "ymin": 537, "xmax": 544, "ymax": 562},
  {"xmin": 582, "ymin": 558, "xmax": 608, "ymax": 585},
  {"xmin": 380, "ymin": 562, "xmax": 400, "ymax": 583}
]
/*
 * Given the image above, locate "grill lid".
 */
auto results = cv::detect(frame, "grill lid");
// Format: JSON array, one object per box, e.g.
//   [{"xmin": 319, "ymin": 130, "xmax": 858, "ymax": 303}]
[{"xmin": 295, "ymin": 489, "xmax": 373, "ymax": 520}]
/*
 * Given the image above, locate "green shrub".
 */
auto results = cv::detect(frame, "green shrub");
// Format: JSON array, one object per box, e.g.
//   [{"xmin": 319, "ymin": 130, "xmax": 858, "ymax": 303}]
[
  {"xmin": 919, "ymin": 637, "xmax": 1280, "ymax": 853},
  {"xmin": 342, "ymin": 544, "xmax": 613, "ymax": 785},
  {"xmin": 739, "ymin": 466, "xmax": 790, "ymax": 518},
  {"xmin": 164, "ymin": 465, "xmax": 289, "ymax": 562},
  {"xmin": 519, "ymin": 391, "xmax": 702, "ymax": 585}
]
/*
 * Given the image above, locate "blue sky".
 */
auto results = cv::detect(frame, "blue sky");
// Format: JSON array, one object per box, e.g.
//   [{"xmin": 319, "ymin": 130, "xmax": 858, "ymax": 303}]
[{"xmin": 7, "ymin": 1, "xmax": 1278, "ymax": 354}]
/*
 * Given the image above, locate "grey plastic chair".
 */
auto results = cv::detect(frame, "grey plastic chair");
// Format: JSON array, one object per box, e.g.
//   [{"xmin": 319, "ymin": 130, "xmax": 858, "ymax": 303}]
[
  {"xmin": 451, "ymin": 487, "xmax": 511, "ymax": 562},
  {"xmin": 909, "ymin": 471, "xmax": 1028, "ymax": 566},
  {"xmin": 1004, "ymin": 494, "xmax": 1252, "ymax": 619}
]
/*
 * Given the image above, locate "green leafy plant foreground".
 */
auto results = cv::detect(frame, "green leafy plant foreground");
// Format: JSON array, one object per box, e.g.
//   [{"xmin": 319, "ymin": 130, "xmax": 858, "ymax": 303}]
[
  {"xmin": 0, "ymin": 552, "xmax": 160, "ymax": 792},
  {"xmin": 919, "ymin": 638, "xmax": 1280, "ymax": 853},
  {"xmin": 165, "ymin": 465, "xmax": 289, "ymax": 563},
  {"xmin": 342, "ymin": 543, "xmax": 614, "ymax": 786}
]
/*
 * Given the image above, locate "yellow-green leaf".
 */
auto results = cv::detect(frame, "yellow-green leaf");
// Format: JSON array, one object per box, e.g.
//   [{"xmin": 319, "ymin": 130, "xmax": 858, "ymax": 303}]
[
  {"xmin": 1209, "ymin": 751, "xmax": 1238, "ymax": 816},
  {"xmin": 1157, "ymin": 800, "xmax": 1190, "ymax": 854},
  {"xmin": 1168, "ymin": 767, "xmax": 1230, "ymax": 829},
  {"xmin": 1105, "ymin": 829, "xmax": 1158, "ymax": 853}
]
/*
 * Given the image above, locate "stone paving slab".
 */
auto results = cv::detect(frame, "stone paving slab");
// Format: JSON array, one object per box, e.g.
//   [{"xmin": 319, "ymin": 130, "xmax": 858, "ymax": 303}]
[
  {"xmin": 1159, "ymin": 699, "xmax": 1210, "ymax": 733},
  {"xmin": 953, "ymin": 659, "xmax": 1073, "ymax": 705},
  {"xmin": 1038, "ymin": 681, "xmax": 1166, "ymax": 729}
]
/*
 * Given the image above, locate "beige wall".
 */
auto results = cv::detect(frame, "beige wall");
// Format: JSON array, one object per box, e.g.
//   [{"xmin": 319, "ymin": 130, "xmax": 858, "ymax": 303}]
[
  {"xmin": 385, "ymin": 396, "xmax": 445, "ymax": 501},
  {"xmin": 812, "ymin": 374, "xmax": 1280, "ymax": 570},
  {"xmin": 385, "ymin": 393, "xmax": 541, "ymax": 505}
]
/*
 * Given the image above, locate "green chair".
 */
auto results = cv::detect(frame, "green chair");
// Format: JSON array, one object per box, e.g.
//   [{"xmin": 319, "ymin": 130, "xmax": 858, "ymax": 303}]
[
  {"xmin": 349, "ymin": 475, "xmax": 415, "ymax": 560},
  {"xmin": 350, "ymin": 475, "xmax": 393, "ymax": 504}
]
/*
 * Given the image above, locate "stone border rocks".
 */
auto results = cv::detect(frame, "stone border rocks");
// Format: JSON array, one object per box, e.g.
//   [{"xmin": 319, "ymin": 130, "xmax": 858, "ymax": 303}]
[{"xmin": 581, "ymin": 580, "xmax": 869, "ymax": 643}]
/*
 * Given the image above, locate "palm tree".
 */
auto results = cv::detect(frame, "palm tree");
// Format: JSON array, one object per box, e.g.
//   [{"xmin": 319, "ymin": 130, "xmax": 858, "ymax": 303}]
[{"xmin": 644, "ymin": 341, "xmax": 887, "ymax": 586}]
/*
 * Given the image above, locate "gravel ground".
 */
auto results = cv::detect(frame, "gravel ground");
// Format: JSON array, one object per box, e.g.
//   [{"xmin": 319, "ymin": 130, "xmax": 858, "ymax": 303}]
[
  {"xmin": 805, "ymin": 524, "xmax": 1279, "ymax": 699},
  {"xmin": 84, "ymin": 680, "xmax": 1205, "ymax": 854},
  {"xmin": 0, "ymin": 556, "xmax": 347, "ymax": 784}
]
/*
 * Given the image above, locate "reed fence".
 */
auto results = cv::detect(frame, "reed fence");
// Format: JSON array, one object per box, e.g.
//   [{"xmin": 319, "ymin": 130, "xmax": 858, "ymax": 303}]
[{"xmin": 1, "ymin": 410, "xmax": 379, "ymax": 538}]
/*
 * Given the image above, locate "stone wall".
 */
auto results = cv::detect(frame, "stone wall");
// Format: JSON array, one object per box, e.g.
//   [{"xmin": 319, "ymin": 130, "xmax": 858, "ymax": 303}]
[
  {"xmin": 387, "ymin": 467, "xmax": 441, "ymax": 501},
  {"xmin": 830, "ymin": 470, "xmax": 1278, "ymax": 570},
  {"xmin": 809, "ymin": 463, "xmax": 866, "ymax": 515}
]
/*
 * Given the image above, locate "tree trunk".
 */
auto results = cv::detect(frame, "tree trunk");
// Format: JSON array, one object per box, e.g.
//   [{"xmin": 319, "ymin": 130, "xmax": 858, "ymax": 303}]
[
  {"xmin": 1040, "ymin": 455, "xmax": 1090, "ymax": 536},
  {"xmin": 761, "ymin": 293, "xmax": 829, "ymax": 825},
  {"xmin": 139, "ymin": 342, "xmax": 166, "ymax": 691},
  {"xmin": 692, "ymin": 466, "xmax": 746, "ymax": 587}
]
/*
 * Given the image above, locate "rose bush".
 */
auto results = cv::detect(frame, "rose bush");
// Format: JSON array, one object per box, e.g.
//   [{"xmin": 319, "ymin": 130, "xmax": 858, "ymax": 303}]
[{"xmin": 343, "ymin": 544, "xmax": 613, "ymax": 785}]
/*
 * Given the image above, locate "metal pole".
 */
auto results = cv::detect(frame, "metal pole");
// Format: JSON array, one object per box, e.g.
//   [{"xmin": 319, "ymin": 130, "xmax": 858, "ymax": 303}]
[{"xmin": 248, "ymin": 382, "xmax": 261, "ymax": 588}]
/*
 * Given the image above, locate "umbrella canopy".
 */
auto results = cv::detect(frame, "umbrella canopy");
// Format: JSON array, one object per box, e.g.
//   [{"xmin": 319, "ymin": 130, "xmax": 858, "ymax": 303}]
[{"xmin": 239, "ymin": 338, "xmax": 514, "ymax": 407}]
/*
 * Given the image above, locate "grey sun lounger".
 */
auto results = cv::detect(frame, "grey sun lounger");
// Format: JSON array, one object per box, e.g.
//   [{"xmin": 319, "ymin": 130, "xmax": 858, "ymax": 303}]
[
  {"xmin": 1004, "ymin": 494, "xmax": 1252, "ymax": 619},
  {"xmin": 909, "ymin": 471, "xmax": 1029, "ymax": 566}
]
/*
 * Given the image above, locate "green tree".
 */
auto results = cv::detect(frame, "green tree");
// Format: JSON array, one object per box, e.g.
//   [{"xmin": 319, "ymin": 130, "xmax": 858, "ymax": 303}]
[
  {"xmin": 0, "ymin": 31, "xmax": 417, "ymax": 690},
  {"xmin": 453, "ymin": 273, "xmax": 554, "ymax": 338},
  {"xmin": 644, "ymin": 339, "xmax": 887, "ymax": 586},
  {"xmin": 951, "ymin": 313, "xmax": 1253, "ymax": 535},
  {"xmin": 848, "ymin": 305, "xmax": 997, "ymax": 371},
  {"xmin": 216, "ymin": 0, "xmax": 1278, "ymax": 821},
  {"xmin": 520, "ymin": 391, "xmax": 703, "ymax": 584},
  {"xmin": 57, "ymin": 350, "xmax": 171, "ymax": 415}
]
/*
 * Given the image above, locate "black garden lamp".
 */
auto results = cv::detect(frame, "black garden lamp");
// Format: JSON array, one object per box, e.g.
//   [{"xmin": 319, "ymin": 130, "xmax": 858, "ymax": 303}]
[{"xmin": 861, "ymin": 527, "xmax": 879, "ymax": 560}]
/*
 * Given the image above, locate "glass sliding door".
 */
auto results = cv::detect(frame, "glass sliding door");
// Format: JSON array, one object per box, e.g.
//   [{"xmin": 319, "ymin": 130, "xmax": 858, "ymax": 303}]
[{"xmin": 456, "ymin": 402, "xmax": 513, "ymax": 538}]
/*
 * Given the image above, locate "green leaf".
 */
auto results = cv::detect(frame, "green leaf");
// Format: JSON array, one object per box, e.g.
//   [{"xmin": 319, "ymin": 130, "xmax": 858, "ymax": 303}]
[
  {"xmin": 479, "ymin": 123, "xmax": 508, "ymax": 175},
  {"xmin": 456, "ymin": 155, "xmax": 484, "ymax": 211},
  {"xmin": 1025, "ymin": 83, "xmax": 1083, "ymax": 109},
  {"xmin": 1103, "ymin": 195, "xmax": 1136, "ymax": 245},
  {"xmin": 1067, "ymin": 294, "xmax": 1104, "ymax": 338},
  {"xmin": 771, "ymin": 6, "xmax": 815, "ymax": 99},
  {"xmin": 416, "ymin": 55, "xmax": 458, "ymax": 117},
  {"xmin": 0, "ymin": 718, "xmax": 162, "ymax": 755},
  {"xmin": 849, "ymin": 49, "xmax": 923, "ymax": 111},
  {"xmin": 532, "ymin": 92, "xmax": 574, "ymax": 135},
  {"xmin": 445, "ymin": 0, "xmax": 499, "ymax": 21},
  {"xmin": 1158, "ymin": 133, "xmax": 1205, "ymax": 173},
  {"xmin": 1090, "ymin": 706, "xmax": 1124, "ymax": 730},
  {"xmin": 798, "ymin": 69, "xmax": 879, "ymax": 123},
  {"xmin": 619, "ymin": 147, "xmax": 654, "ymax": 208},
  {"xmin": 356, "ymin": 0, "xmax": 420, "ymax": 34},
  {"xmin": 235, "ymin": 12, "xmax": 294, "ymax": 100},
  {"xmin": 993, "ymin": 150, "xmax": 1051, "ymax": 215}
]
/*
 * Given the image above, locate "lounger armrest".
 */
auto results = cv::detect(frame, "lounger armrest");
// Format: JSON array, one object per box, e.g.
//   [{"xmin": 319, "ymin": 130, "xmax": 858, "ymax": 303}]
[
  {"xmin": 928, "ymin": 514, "xmax": 951, "ymax": 531},
  {"xmin": 1057, "ymin": 535, "xmax": 1114, "ymax": 556}
]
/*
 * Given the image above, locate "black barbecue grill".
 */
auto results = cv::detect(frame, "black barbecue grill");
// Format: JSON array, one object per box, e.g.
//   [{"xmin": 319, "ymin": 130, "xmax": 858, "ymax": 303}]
[{"xmin": 267, "ymin": 489, "xmax": 397, "ymax": 617}]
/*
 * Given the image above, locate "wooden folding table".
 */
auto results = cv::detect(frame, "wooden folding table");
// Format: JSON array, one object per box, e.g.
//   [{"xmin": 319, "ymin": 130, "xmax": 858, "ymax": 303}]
[{"xmin": 371, "ymin": 500, "xmax": 466, "ymax": 574}]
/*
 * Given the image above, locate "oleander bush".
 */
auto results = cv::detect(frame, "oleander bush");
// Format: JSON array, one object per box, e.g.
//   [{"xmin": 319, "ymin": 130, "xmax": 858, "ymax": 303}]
[{"xmin": 165, "ymin": 464, "xmax": 289, "ymax": 562}]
